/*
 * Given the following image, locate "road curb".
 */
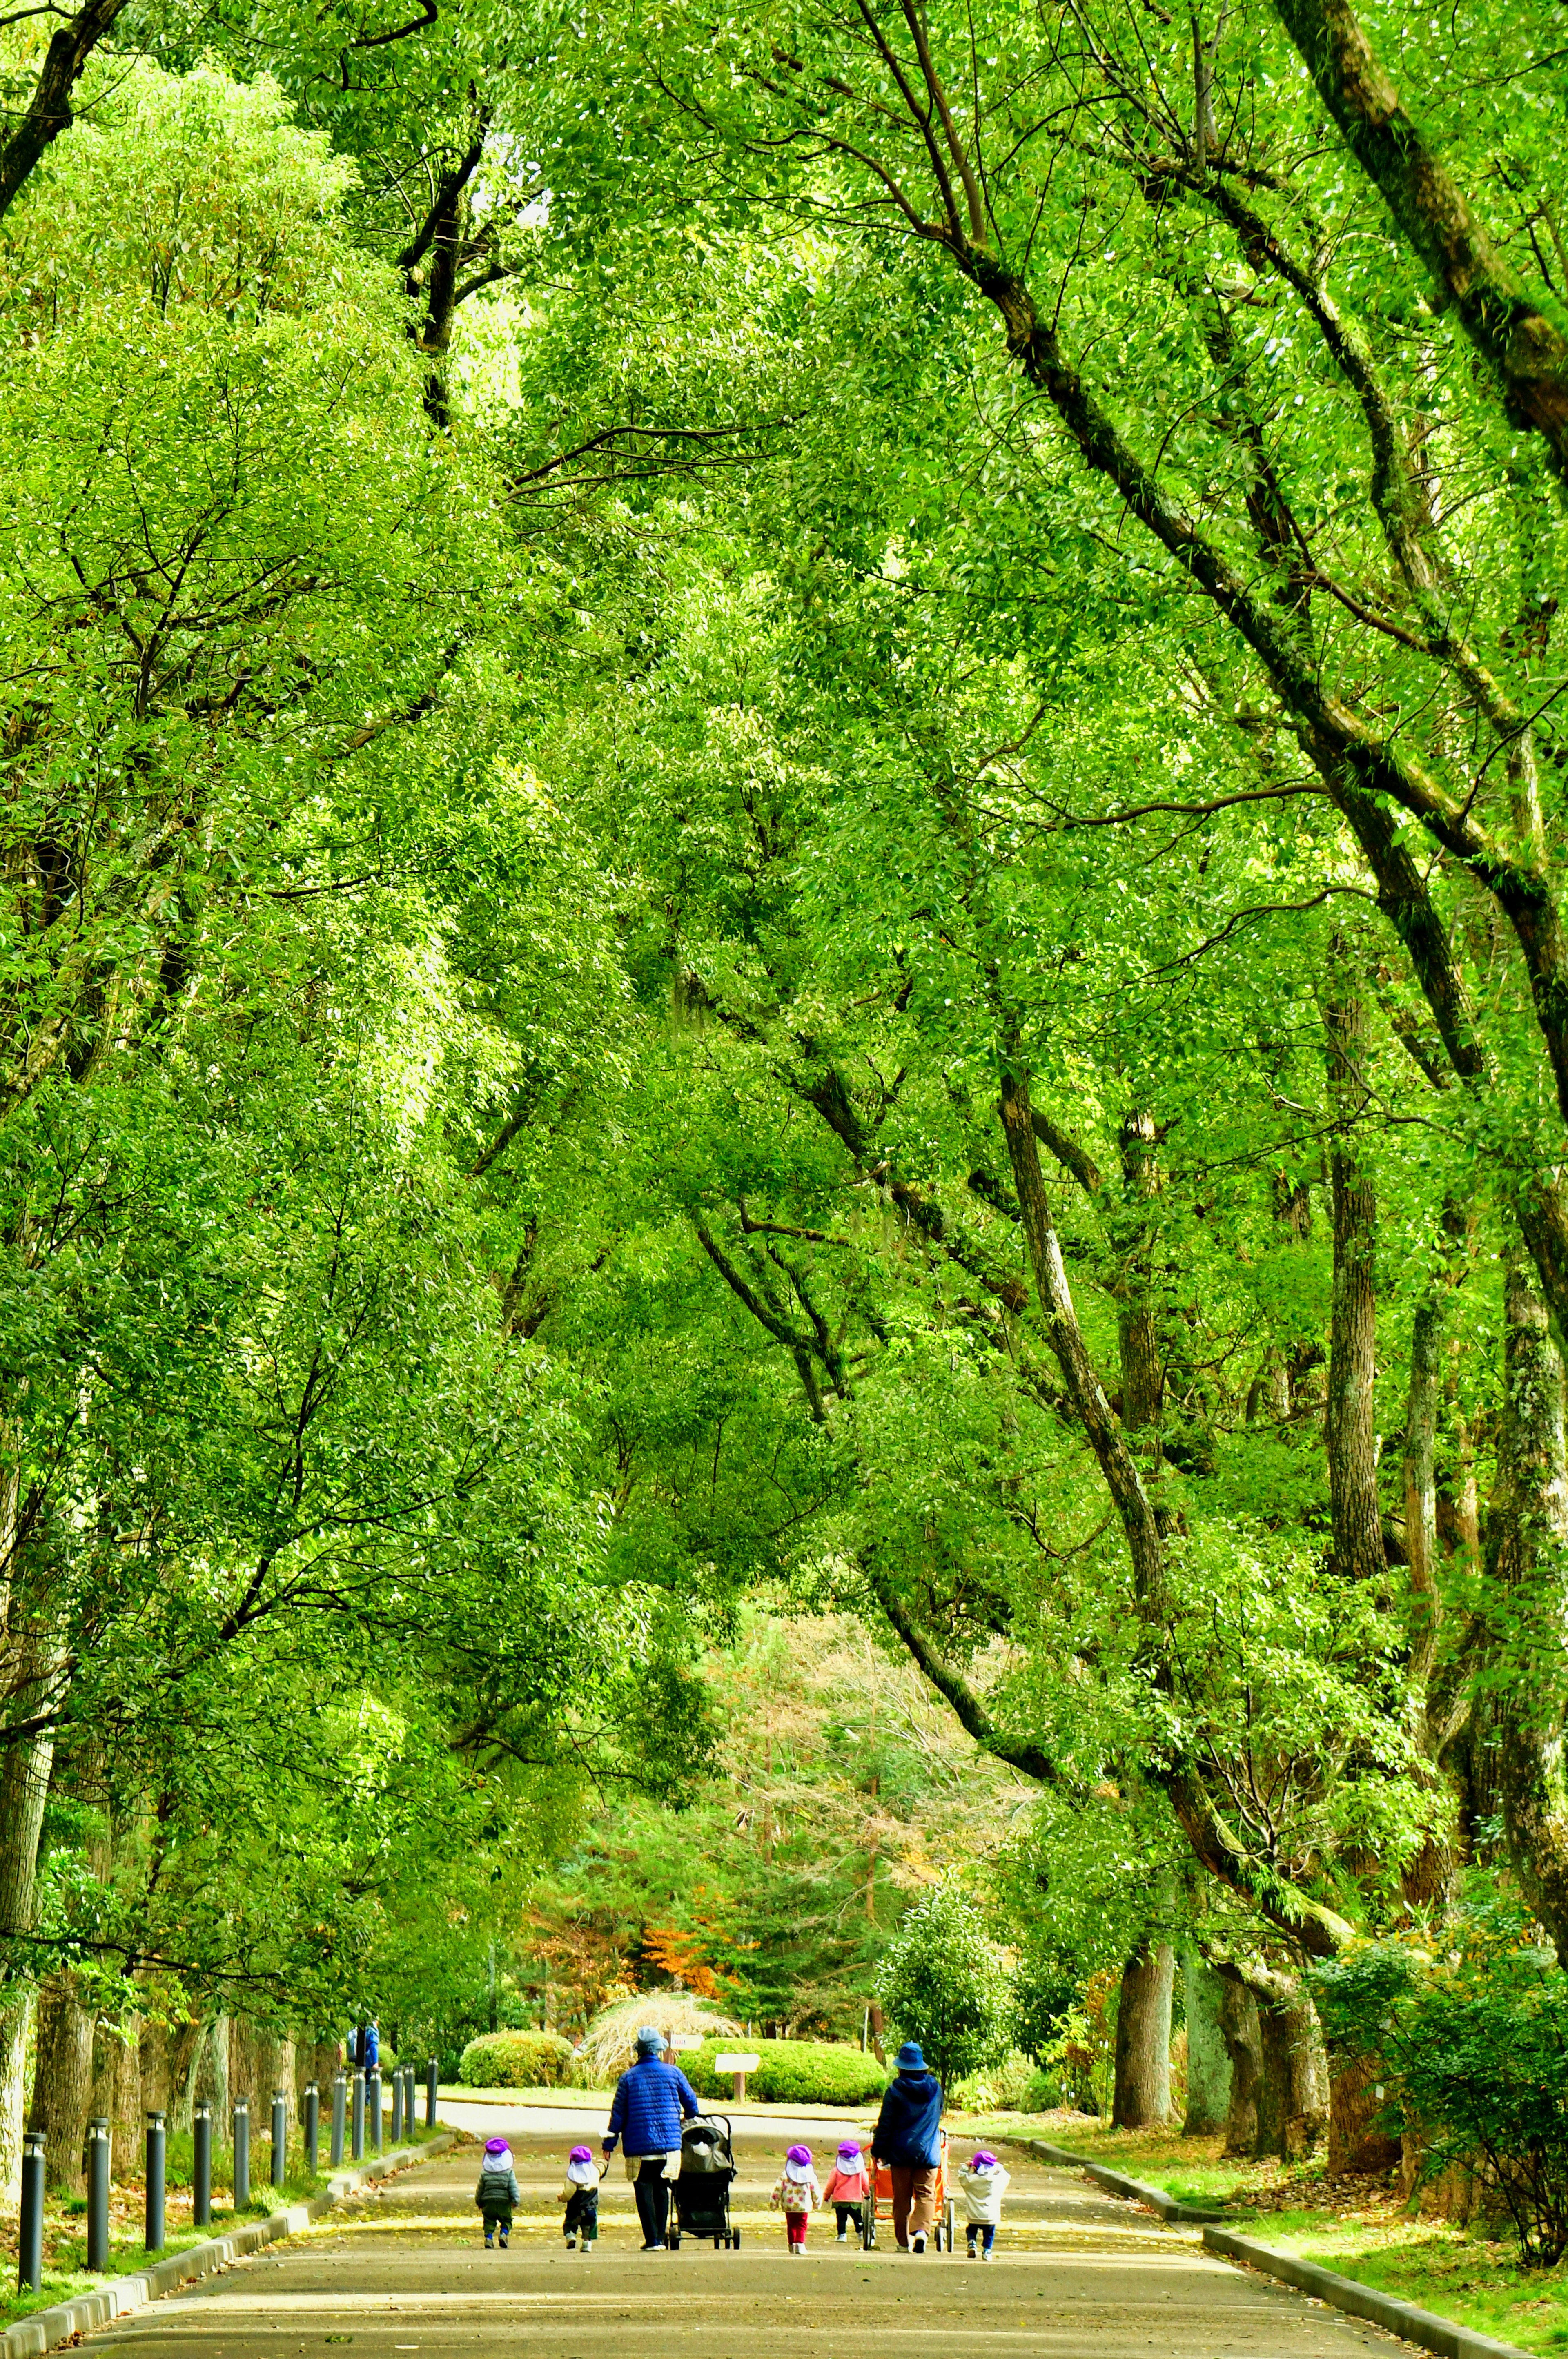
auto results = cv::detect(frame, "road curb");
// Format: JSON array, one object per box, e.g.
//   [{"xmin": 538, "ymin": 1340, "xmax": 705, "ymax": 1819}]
[
  {"xmin": 1015, "ymin": 2138, "xmax": 1225, "ymax": 2224},
  {"xmin": 1201, "ymin": 2226, "xmax": 1535, "ymax": 2359},
  {"xmin": 2, "ymin": 2133, "xmax": 455, "ymax": 2359}
]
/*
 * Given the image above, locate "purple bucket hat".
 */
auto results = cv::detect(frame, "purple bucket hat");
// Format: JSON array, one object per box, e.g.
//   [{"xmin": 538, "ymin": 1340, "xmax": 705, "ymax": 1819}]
[
  {"xmin": 971, "ymin": 2150, "xmax": 998, "ymax": 2168},
  {"xmin": 837, "ymin": 2140, "xmax": 863, "ymax": 2163},
  {"xmin": 569, "ymin": 2145, "xmax": 593, "ymax": 2163},
  {"xmin": 786, "ymin": 2143, "xmax": 812, "ymax": 2166},
  {"xmin": 484, "ymin": 2136, "xmax": 510, "ymax": 2155}
]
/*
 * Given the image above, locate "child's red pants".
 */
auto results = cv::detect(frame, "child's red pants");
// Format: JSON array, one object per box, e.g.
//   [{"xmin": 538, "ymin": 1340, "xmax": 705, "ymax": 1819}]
[{"xmin": 785, "ymin": 2210, "xmax": 808, "ymax": 2247}]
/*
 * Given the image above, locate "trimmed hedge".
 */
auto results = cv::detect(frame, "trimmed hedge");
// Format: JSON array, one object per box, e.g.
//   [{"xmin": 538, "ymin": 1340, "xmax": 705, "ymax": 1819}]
[
  {"xmin": 459, "ymin": 2028, "xmax": 579, "ymax": 2088},
  {"xmin": 684, "ymin": 2038, "xmax": 889, "ymax": 2107}
]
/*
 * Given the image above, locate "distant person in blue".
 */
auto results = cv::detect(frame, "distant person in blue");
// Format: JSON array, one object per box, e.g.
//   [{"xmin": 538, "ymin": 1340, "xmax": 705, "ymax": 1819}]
[
  {"xmin": 870, "ymin": 2040, "xmax": 944, "ymax": 2253},
  {"xmin": 601, "ymin": 2026, "xmax": 701, "ymax": 2250},
  {"xmin": 364, "ymin": 2021, "xmax": 380, "ymax": 2070}
]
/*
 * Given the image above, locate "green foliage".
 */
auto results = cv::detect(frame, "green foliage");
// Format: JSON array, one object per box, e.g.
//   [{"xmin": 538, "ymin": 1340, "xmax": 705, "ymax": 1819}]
[
  {"xmin": 1313, "ymin": 1913, "xmax": 1568, "ymax": 2264},
  {"xmin": 684, "ymin": 2038, "xmax": 889, "ymax": 2107},
  {"xmin": 874, "ymin": 1886, "xmax": 1013, "ymax": 2092},
  {"xmin": 458, "ymin": 2029, "xmax": 579, "ymax": 2089}
]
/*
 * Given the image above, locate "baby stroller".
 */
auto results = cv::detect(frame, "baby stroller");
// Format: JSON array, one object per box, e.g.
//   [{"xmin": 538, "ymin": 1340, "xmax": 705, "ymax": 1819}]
[
  {"xmin": 863, "ymin": 2130, "xmax": 956, "ymax": 2251},
  {"xmin": 670, "ymin": 2115, "xmax": 740, "ymax": 2250}
]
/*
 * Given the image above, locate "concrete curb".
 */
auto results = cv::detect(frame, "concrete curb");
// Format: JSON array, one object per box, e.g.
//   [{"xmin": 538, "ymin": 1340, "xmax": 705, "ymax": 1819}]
[
  {"xmin": 1015, "ymin": 2138, "xmax": 1226, "ymax": 2224},
  {"xmin": 1202, "ymin": 2225, "xmax": 1535, "ymax": 2359},
  {"xmin": 2, "ymin": 2132, "xmax": 456, "ymax": 2359}
]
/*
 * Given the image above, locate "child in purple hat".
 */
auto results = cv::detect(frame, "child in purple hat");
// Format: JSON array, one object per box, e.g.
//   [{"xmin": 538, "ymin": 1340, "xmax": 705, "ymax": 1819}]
[
  {"xmin": 821, "ymin": 2140, "xmax": 871, "ymax": 2243},
  {"xmin": 771, "ymin": 2143, "xmax": 822, "ymax": 2253},
  {"xmin": 559, "ymin": 2143, "xmax": 601, "ymax": 2250},
  {"xmin": 476, "ymin": 2136, "xmax": 520, "ymax": 2248}
]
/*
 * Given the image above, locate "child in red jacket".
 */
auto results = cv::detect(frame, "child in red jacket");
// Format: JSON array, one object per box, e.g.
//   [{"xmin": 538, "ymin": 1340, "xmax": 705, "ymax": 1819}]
[{"xmin": 821, "ymin": 2140, "xmax": 871, "ymax": 2243}]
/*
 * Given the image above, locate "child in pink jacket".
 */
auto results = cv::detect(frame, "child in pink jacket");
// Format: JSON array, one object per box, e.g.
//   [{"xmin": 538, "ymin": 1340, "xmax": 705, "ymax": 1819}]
[{"xmin": 821, "ymin": 2140, "xmax": 871, "ymax": 2243}]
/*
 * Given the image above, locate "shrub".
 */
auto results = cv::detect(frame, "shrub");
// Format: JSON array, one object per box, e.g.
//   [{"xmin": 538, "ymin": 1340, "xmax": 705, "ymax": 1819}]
[
  {"xmin": 685, "ymin": 2037, "xmax": 889, "ymax": 2107},
  {"xmin": 949, "ymin": 2049, "xmax": 1040, "ymax": 2112},
  {"xmin": 459, "ymin": 2029, "xmax": 579, "ymax": 2089},
  {"xmin": 875, "ymin": 1884, "xmax": 1013, "ymax": 2091},
  {"xmin": 1312, "ymin": 1911, "xmax": 1568, "ymax": 2266}
]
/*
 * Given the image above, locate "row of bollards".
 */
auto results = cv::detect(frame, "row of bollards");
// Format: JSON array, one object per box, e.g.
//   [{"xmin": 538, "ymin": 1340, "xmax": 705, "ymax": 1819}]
[{"xmin": 19, "ymin": 2060, "xmax": 441, "ymax": 2292}]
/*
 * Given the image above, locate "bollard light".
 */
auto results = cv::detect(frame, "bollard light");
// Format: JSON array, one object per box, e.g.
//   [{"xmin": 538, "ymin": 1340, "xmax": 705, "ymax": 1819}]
[
  {"xmin": 425, "ymin": 2056, "xmax": 437, "ymax": 2130},
  {"xmin": 304, "ymin": 2081, "xmax": 319, "ymax": 2177},
  {"xmin": 270, "ymin": 2090, "xmax": 287, "ymax": 2187},
  {"xmin": 19, "ymin": 2129, "xmax": 45, "ymax": 2290},
  {"xmin": 145, "ymin": 2111, "xmax": 167, "ymax": 2251},
  {"xmin": 390, "ymin": 2063, "xmax": 403, "ymax": 2145},
  {"xmin": 351, "ymin": 2069, "xmax": 365, "ymax": 2162},
  {"xmin": 331, "ymin": 2071, "xmax": 347, "ymax": 2167},
  {"xmin": 193, "ymin": 2104, "xmax": 212, "ymax": 2227},
  {"xmin": 233, "ymin": 2099, "xmax": 250, "ymax": 2209},
  {"xmin": 366, "ymin": 2067, "xmax": 382, "ymax": 2156},
  {"xmin": 87, "ymin": 2117, "xmax": 111, "ymax": 2271}
]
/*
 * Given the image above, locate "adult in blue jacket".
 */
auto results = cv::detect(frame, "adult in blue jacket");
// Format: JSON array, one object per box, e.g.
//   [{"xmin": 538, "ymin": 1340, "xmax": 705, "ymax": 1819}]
[
  {"xmin": 602, "ymin": 2027, "xmax": 702, "ymax": 2249},
  {"xmin": 870, "ymin": 2041, "xmax": 944, "ymax": 2252}
]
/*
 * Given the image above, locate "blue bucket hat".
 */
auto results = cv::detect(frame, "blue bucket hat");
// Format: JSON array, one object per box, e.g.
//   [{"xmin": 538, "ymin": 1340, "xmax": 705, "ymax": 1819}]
[
  {"xmin": 895, "ymin": 2040, "xmax": 925, "ymax": 2070},
  {"xmin": 635, "ymin": 2025, "xmax": 664, "ymax": 2057}
]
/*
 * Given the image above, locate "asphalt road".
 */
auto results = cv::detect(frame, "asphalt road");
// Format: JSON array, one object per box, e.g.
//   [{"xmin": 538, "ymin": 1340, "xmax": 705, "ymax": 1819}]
[{"xmin": 88, "ymin": 2126, "xmax": 1409, "ymax": 2359}]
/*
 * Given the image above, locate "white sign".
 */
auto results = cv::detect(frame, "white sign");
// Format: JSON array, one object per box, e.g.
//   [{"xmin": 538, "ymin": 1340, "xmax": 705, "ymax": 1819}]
[
  {"xmin": 713, "ymin": 2053, "xmax": 760, "ymax": 2074},
  {"xmin": 671, "ymin": 2034, "xmax": 704, "ymax": 2052}
]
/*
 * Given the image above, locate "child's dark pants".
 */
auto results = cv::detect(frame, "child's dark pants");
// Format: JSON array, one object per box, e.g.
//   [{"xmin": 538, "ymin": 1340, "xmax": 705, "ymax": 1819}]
[{"xmin": 834, "ymin": 2203, "xmax": 863, "ymax": 2236}]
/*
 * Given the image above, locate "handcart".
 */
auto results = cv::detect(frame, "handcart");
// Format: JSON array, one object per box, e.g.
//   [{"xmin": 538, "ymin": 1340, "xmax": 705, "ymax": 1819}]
[
  {"xmin": 862, "ymin": 2130, "xmax": 956, "ymax": 2250},
  {"xmin": 669, "ymin": 2114, "xmax": 740, "ymax": 2250}
]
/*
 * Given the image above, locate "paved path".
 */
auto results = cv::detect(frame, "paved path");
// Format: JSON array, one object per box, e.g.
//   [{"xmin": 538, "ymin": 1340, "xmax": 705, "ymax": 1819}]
[{"xmin": 91, "ymin": 2129, "xmax": 1403, "ymax": 2359}]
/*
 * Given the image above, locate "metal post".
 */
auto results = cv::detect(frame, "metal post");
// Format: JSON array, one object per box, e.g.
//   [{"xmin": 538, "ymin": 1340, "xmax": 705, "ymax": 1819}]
[
  {"xmin": 145, "ymin": 2111, "xmax": 166, "ymax": 2251},
  {"xmin": 87, "ymin": 2117, "xmax": 110, "ymax": 2271},
  {"xmin": 367, "ymin": 2067, "xmax": 381, "ymax": 2155},
  {"xmin": 405, "ymin": 2065, "xmax": 417, "ymax": 2134},
  {"xmin": 331, "ymin": 2072, "xmax": 346, "ymax": 2167},
  {"xmin": 271, "ymin": 2090, "xmax": 287, "ymax": 2187},
  {"xmin": 19, "ymin": 2129, "xmax": 45, "ymax": 2290},
  {"xmin": 232, "ymin": 2099, "xmax": 250, "ymax": 2209},
  {"xmin": 304, "ymin": 2081, "xmax": 319, "ymax": 2177},
  {"xmin": 351, "ymin": 2069, "xmax": 365, "ymax": 2161},
  {"xmin": 389, "ymin": 2063, "xmax": 403, "ymax": 2145},
  {"xmin": 425, "ymin": 2057, "xmax": 437, "ymax": 2129},
  {"xmin": 193, "ymin": 2104, "xmax": 212, "ymax": 2227}
]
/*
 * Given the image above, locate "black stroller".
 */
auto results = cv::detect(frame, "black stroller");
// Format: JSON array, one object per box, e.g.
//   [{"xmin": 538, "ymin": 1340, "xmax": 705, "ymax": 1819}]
[{"xmin": 669, "ymin": 2115, "xmax": 739, "ymax": 2249}]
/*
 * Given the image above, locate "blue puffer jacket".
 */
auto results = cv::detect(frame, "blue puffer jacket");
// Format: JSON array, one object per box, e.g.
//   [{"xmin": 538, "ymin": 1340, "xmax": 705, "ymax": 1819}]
[
  {"xmin": 603, "ymin": 2057, "xmax": 702, "ymax": 2156},
  {"xmin": 871, "ymin": 2067, "xmax": 944, "ymax": 2167}
]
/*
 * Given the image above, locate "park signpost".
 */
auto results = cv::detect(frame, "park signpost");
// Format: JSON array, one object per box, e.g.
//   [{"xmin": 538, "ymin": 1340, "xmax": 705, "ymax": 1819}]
[{"xmin": 713, "ymin": 2051, "xmax": 760, "ymax": 2105}]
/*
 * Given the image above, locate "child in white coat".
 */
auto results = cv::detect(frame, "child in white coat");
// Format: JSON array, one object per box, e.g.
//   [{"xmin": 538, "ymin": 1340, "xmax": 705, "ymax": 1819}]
[{"xmin": 957, "ymin": 2149, "xmax": 1011, "ymax": 2258}]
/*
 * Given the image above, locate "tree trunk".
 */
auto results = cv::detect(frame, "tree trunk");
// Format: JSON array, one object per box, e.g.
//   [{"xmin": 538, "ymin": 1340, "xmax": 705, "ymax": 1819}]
[
  {"xmin": 28, "ymin": 1976, "xmax": 96, "ymax": 2190},
  {"xmin": 1111, "ymin": 1938, "xmax": 1173, "ymax": 2128},
  {"xmin": 1328, "ymin": 2054, "xmax": 1401, "ymax": 2173},
  {"xmin": 1180, "ymin": 1949, "xmax": 1232, "ymax": 2135},
  {"xmin": 194, "ymin": 2017, "xmax": 230, "ymax": 2120},
  {"xmin": 1323, "ymin": 965, "xmax": 1383, "ymax": 1586},
  {"xmin": 90, "ymin": 2015, "xmax": 143, "ymax": 2179},
  {"xmin": 1490, "ymin": 1258, "xmax": 1568, "ymax": 1958},
  {"xmin": 1254, "ymin": 1982, "xmax": 1329, "ymax": 2161},
  {"xmin": 0, "ymin": 1634, "xmax": 60, "ymax": 2203},
  {"xmin": 1216, "ymin": 1976, "xmax": 1261, "ymax": 2157}
]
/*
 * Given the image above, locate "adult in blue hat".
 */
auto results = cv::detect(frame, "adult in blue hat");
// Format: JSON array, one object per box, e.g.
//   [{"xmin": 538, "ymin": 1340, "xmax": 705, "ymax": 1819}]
[
  {"xmin": 602, "ymin": 2026, "xmax": 702, "ymax": 2250},
  {"xmin": 869, "ymin": 2040, "xmax": 944, "ymax": 2252}
]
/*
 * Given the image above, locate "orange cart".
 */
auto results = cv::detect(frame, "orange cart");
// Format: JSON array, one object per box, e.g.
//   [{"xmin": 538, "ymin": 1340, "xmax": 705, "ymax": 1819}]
[{"xmin": 862, "ymin": 2130, "xmax": 955, "ymax": 2251}]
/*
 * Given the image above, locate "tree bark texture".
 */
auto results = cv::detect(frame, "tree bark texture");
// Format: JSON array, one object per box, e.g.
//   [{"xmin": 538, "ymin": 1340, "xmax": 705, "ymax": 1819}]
[
  {"xmin": 28, "ymin": 1975, "xmax": 96, "ymax": 2190},
  {"xmin": 1180, "ymin": 1949, "xmax": 1232, "ymax": 2135},
  {"xmin": 1111, "ymin": 1938, "xmax": 1174, "ymax": 2127},
  {"xmin": 0, "ymin": 0, "xmax": 129, "ymax": 226},
  {"xmin": 1323, "ymin": 968, "xmax": 1383, "ymax": 1586},
  {"xmin": 1489, "ymin": 1259, "xmax": 1568, "ymax": 1959},
  {"xmin": 194, "ymin": 2016, "xmax": 231, "ymax": 2120},
  {"xmin": 1216, "ymin": 1975, "xmax": 1261, "ymax": 2156}
]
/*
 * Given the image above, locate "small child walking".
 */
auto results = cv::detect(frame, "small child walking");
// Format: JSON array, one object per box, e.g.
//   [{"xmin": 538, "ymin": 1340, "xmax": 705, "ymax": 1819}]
[
  {"xmin": 559, "ymin": 2144, "xmax": 600, "ymax": 2250},
  {"xmin": 476, "ymin": 2136, "xmax": 521, "ymax": 2249},
  {"xmin": 771, "ymin": 2142, "xmax": 822, "ymax": 2254},
  {"xmin": 957, "ymin": 2149, "xmax": 1011, "ymax": 2259},
  {"xmin": 821, "ymin": 2141, "xmax": 870, "ymax": 2243}
]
